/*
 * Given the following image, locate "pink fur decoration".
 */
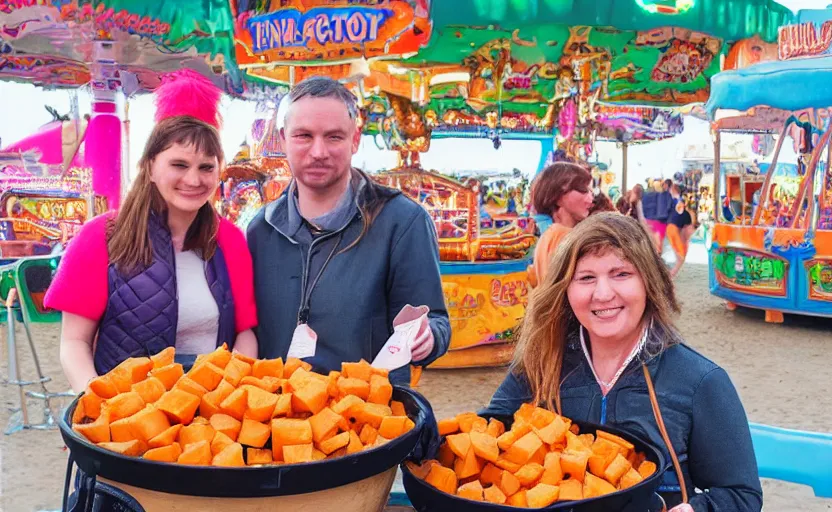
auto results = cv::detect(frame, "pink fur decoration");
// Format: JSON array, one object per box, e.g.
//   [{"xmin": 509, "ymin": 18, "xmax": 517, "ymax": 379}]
[{"xmin": 153, "ymin": 69, "xmax": 223, "ymax": 129}]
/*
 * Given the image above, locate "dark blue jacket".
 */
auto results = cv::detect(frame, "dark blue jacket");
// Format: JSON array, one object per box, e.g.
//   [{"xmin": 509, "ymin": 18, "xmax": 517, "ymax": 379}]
[
  {"xmin": 654, "ymin": 190, "xmax": 675, "ymax": 222},
  {"xmin": 247, "ymin": 173, "xmax": 451, "ymax": 385},
  {"xmin": 481, "ymin": 337, "xmax": 762, "ymax": 512},
  {"xmin": 642, "ymin": 190, "xmax": 659, "ymax": 220}
]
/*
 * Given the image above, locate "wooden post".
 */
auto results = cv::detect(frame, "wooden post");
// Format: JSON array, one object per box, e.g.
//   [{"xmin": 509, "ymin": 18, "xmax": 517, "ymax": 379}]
[
  {"xmin": 621, "ymin": 142, "xmax": 629, "ymax": 193},
  {"xmin": 713, "ymin": 128, "xmax": 721, "ymax": 223}
]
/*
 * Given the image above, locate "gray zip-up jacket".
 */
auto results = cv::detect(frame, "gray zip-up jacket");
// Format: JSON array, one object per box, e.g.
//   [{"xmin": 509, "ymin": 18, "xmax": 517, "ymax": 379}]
[{"xmin": 247, "ymin": 171, "xmax": 451, "ymax": 385}]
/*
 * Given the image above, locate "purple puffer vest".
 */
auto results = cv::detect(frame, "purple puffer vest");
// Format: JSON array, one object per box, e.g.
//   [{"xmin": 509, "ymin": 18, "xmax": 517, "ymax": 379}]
[{"xmin": 93, "ymin": 213, "xmax": 236, "ymax": 375}]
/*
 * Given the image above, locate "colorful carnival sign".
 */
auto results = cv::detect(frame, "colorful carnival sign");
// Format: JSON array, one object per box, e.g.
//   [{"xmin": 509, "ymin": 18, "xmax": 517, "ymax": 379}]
[
  {"xmin": 233, "ymin": 0, "xmax": 432, "ymax": 67},
  {"xmin": 779, "ymin": 20, "xmax": 832, "ymax": 60}
]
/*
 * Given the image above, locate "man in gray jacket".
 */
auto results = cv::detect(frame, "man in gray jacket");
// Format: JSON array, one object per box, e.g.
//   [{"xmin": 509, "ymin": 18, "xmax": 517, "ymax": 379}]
[{"xmin": 247, "ymin": 76, "xmax": 450, "ymax": 385}]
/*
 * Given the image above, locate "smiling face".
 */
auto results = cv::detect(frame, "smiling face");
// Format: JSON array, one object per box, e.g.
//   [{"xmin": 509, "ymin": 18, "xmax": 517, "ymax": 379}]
[
  {"xmin": 149, "ymin": 142, "xmax": 219, "ymax": 218},
  {"xmin": 281, "ymin": 96, "xmax": 360, "ymax": 196},
  {"xmin": 567, "ymin": 249, "xmax": 647, "ymax": 347}
]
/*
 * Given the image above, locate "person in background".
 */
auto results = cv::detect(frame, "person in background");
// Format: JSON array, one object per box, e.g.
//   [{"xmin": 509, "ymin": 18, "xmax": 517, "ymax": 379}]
[
  {"xmin": 483, "ymin": 213, "xmax": 762, "ymax": 512},
  {"xmin": 247, "ymin": 76, "xmax": 450, "ymax": 385},
  {"xmin": 46, "ymin": 71, "xmax": 258, "ymax": 392},
  {"xmin": 527, "ymin": 162, "xmax": 593, "ymax": 287},
  {"xmin": 589, "ymin": 192, "xmax": 615, "ymax": 215},
  {"xmin": 644, "ymin": 179, "xmax": 674, "ymax": 252},
  {"xmin": 667, "ymin": 184, "xmax": 695, "ymax": 278}
]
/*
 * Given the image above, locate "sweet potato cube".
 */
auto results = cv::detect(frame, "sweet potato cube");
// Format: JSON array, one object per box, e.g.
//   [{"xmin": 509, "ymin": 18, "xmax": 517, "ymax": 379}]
[
  {"xmin": 558, "ymin": 478, "xmax": 583, "ymax": 501},
  {"xmin": 238, "ymin": 418, "xmax": 271, "ymax": 448},
  {"xmin": 148, "ymin": 363, "xmax": 184, "ymax": 391},
  {"xmin": 331, "ymin": 394, "xmax": 364, "ymax": 416},
  {"xmin": 354, "ymin": 403, "xmax": 392, "ymax": 429},
  {"xmin": 566, "ymin": 431, "xmax": 593, "ymax": 454},
  {"xmin": 454, "ymin": 446, "xmax": 482, "ymax": 479},
  {"xmin": 425, "ymin": 464, "xmax": 457, "ymax": 495},
  {"xmin": 173, "ymin": 377, "xmax": 208, "ymax": 398},
  {"xmin": 271, "ymin": 418, "xmax": 312, "ymax": 460},
  {"xmin": 638, "ymin": 460, "xmax": 657, "ymax": 478},
  {"xmin": 486, "ymin": 418, "xmax": 506, "ymax": 438},
  {"xmin": 143, "ymin": 443, "xmax": 182, "ymax": 462},
  {"xmin": 603, "ymin": 453, "xmax": 632, "ymax": 486},
  {"xmin": 75, "ymin": 410, "xmax": 111, "ymax": 444},
  {"xmin": 324, "ymin": 370, "xmax": 341, "ymax": 398},
  {"xmin": 455, "ymin": 412, "xmax": 479, "ymax": 433},
  {"xmin": 483, "ymin": 484, "xmax": 507, "ymax": 504},
  {"xmin": 79, "ymin": 392, "xmax": 105, "ymax": 420},
  {"xmin": 232, "ymin": 351, "xmax": 256, "ymax": 365},
  {"xmin": 72, "ymin": 400, "xmax": 88, "ymax": 424},
  {"xmin": 480, "ymin": 463, "xmax": 503, "ymax": 486},
  {"xmin": 209, "ymin": 414, "xmax": 241, "ymax": 441},
  {"xmin": 132, "ymin": 377, "xmax": 166, "ymax": 405},
  {"xmin": 273, "ymin": 393, "xmax": 293, "ymax": 418},
  {"xmin": 247, "ymin": 447, "xmax": 273, "ymax": 465},
  {"xmin": 560, "ymin": 450, "xmax": 590, "ymax": 482},
  {"xmin": 437, "ymin": 418, "xmax": 459, "ymax": 437},
  {"xmin": 507, "ymin": 490, "xmax": 528, "ymax": 507},
  {"xmin": 179, "ymin": 423, "xmax": 215, "ymax": 449},
  {"xmin": 367, "ymin": 374, "xmax": 393, "ymax": 405},
  {"xmin": 223, "ymin": 357, "xmax": 252, "ymax": 387},
  {"xmin": 310, "ymin": 408, "xmax": 343, "ymax": 444},
  {"xmin": 541, "ymin": 456, "xmax": 564, "ymax": 486},
  {"xmin": 337, "ymin": 377, "xmax": 370, "ymax": 401},
  {"xmin": 212, "ymin": 442, "xmax": 245, "ymax": 467},
  {"xmin": 252, "ymin": 357, "xmax": 284, "ymax": 379},
  {"xmin": 199, "ymin": 394, "xmax": 221, "ymax": 420},
  {"xmin": 497, "ymin": 423, "xmax": 531, "ymax": 451},
  {"xmin": 504, "ymin": 431, "xmax": 543, "ymax": 465},
  {"xmin": 346, "ymin": 430, "xmax": 363, "ymax": 454},
  {"xmin": 341, "ymin": 360, "xmax": 372, "ymax": 382},
  {"xmin": 283, "ymin": 357, "xmax": 311, "ymax": 378},
  {"xmin": 378, "ymin": 416, "xmax": 408, "ymax": 439},
  {"xmin": 244, "ymin": 386, "xmax": 278, "ymax": 422},
  {"xmin": 130, "ymin": 405, "xmax": 171, "ymax": 442},
  {"xmin": 116, "ymin": 357, "xmax": 154, "ymax": 384},
  {"xmin": 359, "ymin": 424, "xmax": 379, "ymax": 446},
  {"xmin": 293, "ymin": 377, "xmax": 329, "ymax": 414},
  {"xmin": 437, "ymin": 442, "xmax": 455, "ymax": 468},
  {"xmin": 283, "ymin": 443, "xmax": 314, "ymax": 464},
  {"xmin": 584, "ymin": 472, "xmax": 618, "ymax": 498},
  {"xmin": 148, "ymin": 423, "xmax": 182, "ymax": 448},
  {"xmin": 320, "ymin": 431, "xmax": 351, "ymax": 455},
  {"xmin": 178, "ymin": 440, "xmax": 212, "ymax": 465},
  {"xmin": 390, "ymin": 400, "xmax": 406, "ymax": 417},
  {"xmin": 620, "ymin": 467, "xmax": 644, "ymax": 490},
  {"xmin": 530, "ymin": 407, "xmax": 557, "ymax": 429},
  {"xmin": 239, "ymin": 376, "xmax": 280, "ymax": 393},
  {"xmin": 205, "ymin": 379, "xmax": 235, "ymax": 404},
  {"xmin": 199, "ymin": 344, "xmax": 232, "ymax": 369},
  {"xmin": 109, "ymin": 417, "xmax": 134, "ymax": 443},
  {"xmin": 406, "ymin": 460, "xmax": 436, "ymax": 480},
  {"xmin": 589, "ymin": 439, "xmax": 621, "ymax": 478},
  {"xmin": 150, "ymin": 347, "xmax": 175, "ymax": 369},
  {"xmin": 219, "ymin": 387, "xmax": 248, "ymax": 421},
  {"xmin": 499, "ymin": 469, "xmax": 521, "ymax": 497},
  {"xmin": 156, "ymin": 389, "xmax": 200, "ymax": 424},
  {"xmin": 88, "ymin": 374, "xmax": 119, "ymax": 399},
  {"xmin": 211, "ymin": 431, "xmax": 235, "ymax": 456},
  {"xmin": 534, "ymin": 415, "xmax": 569, "ymax": 445},
  {"xmin": 469, "ymin": 431, "xmax": 499, "ymax": 462},
  {"xmin": 188, "ymin": 362, "xmax": 225, "ymax": 392},
  {"xmin": 515, "ymin": 462, "xmax": 545, "ymax": 487},
  {"xmin": 597, "ymin": 430, "xmax": 634, "ymax": 458},
  {"xmin": 494, "ymin": 457, "xmax": 522, "ymax": 473},
  {"xmin": 446, "ymin": 433, "xmax": 471, "ymax": 458},
  {"xmin": 105, "ymin": 392, "xmax": 145, "ymax": 422},
  {"xmin": 98, "ymin": 439, "xmax": 146, "ymax": 457},
  {"xmin": 457, "ymin": 480, "xmax": 484, "ymax": 501},
  {"xmin": 527, "ymin": 483, "xmax": 560, "ymax": 507}
]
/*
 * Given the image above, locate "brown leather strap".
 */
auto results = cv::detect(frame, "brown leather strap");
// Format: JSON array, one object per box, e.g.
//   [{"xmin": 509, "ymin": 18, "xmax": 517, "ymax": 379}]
[{"xmin": 642, "ymin": 363, "xmax": 689, "ymax": 504}]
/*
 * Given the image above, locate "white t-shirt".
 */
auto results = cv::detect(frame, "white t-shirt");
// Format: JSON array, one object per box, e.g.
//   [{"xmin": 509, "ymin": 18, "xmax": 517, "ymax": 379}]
[{"xmin": 174, "ymin": 250, "xmax": 219, "ymax": 355}]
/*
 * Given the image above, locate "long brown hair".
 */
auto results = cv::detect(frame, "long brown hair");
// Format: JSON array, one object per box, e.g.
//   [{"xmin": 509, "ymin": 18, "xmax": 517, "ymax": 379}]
[
  {"xmin": 108, "ymin": 116, "xmax": 225, "ymax": 272},
  {"xmin": 531, "ymin": 162, "xmax": 592, "ymax": 217},
  {"xmin": 341, "ymin": 168, "xmax": 401, "ymax": 252},
  {"xmin": 514, "ymin": 212, "xmax": 681, "ymax": 413}
]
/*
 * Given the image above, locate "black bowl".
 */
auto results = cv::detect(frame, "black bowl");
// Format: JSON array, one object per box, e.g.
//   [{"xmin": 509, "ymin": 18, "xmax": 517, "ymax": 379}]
[
  {"xmin": 401, "ymin": 419, "xmax": 666, "ymax": 512},
  {"xmin": 60, "ymin": 385, "xmax": 433, "ymax": 498}
]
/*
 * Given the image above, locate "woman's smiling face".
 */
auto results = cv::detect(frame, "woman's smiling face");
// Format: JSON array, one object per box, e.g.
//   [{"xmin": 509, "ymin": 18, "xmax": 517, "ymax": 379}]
[{"xmin": 567, "ymin": 249, "xmax": 647, "ymax": 346}]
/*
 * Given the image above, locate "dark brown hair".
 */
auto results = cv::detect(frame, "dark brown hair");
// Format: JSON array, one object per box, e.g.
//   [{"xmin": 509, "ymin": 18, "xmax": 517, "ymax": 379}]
[
  {"xmin": 589, "ymin": 193, "xmax": 615, "ymax": 215},
  {"xmin": 108, "ymin": 116, "xmax": 224, "ymax": 272},
  {"xmin": 342, "ymin": 168, "xmax": 400, "ymax": 252},
  {"xmin": 531, "ymin": 162, "xmax": 593, "ymax": 217}
]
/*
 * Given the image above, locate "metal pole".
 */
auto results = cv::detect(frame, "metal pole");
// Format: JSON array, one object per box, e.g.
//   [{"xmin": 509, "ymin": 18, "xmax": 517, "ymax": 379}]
[
  {"xmin": 621, "ymin": 142, "xmax": 629, "ymax": 193},
  {"xmin": 713, "ymin": 129, "xmax": 722, "ymax": 223}
]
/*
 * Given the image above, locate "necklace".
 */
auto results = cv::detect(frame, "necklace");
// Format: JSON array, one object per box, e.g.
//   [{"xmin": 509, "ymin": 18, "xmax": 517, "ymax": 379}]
[{"xmin": 579, "ymin": 326, "xmax": 648, "ymax": 392}]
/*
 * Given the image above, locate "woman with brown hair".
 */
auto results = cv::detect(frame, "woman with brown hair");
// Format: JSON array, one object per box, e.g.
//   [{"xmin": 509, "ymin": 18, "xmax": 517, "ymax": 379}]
[
  {"xmin": 528, "ymin": 162, "xmax": 593, "ymax": 286},
  {"xmin": 483, "ymin": 213, "xmax": 761, "ymax": 512},
  {"xmin": 45, "ymin": 71, "xmax": 258, "ymax": 392}
]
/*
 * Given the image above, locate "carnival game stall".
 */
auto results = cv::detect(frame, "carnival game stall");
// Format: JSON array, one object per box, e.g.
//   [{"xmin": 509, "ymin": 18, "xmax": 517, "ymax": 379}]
[{"xmin": 705, "ymin": 12, "xmax": 832, "ymax": 322}]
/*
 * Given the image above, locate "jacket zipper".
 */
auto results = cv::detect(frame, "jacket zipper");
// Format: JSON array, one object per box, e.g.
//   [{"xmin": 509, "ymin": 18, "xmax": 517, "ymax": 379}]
[{"xmin": 600, "ymin": 395, "xmax": 607, "ymax": 425}]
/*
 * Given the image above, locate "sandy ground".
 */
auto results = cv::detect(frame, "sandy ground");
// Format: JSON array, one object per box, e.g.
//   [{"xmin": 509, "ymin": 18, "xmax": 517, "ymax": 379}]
[{"xmin": 1, "ymin": 258, "xmax": 830, "ymax": 511}]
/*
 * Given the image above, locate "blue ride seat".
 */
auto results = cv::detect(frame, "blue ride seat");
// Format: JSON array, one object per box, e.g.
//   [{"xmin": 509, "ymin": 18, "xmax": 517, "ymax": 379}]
[{"xmin": 750, "ymin": 422, "xmax": 832, "ymax": 498}]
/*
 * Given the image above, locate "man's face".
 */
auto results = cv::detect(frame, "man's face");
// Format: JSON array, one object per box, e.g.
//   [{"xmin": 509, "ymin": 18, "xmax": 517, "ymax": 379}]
[{"xmin": 280, "ymin": 96, "xmax": 360, "ymax": 194}]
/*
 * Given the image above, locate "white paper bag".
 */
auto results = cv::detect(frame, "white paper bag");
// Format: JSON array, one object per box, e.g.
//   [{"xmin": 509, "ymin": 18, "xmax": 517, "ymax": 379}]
[
  {"xmin": 371, "ymin": 305, "xmax": 429, "ymax": 371},
  {"xmin": 287, "ymin": 324, "xmax": 317, "ymax": 359}
]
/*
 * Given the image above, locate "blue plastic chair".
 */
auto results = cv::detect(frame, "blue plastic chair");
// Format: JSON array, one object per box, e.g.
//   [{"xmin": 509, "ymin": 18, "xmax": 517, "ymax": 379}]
[{"xmin": 750, "ymin": 422, "xmax": 832, "ymax": 498}]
